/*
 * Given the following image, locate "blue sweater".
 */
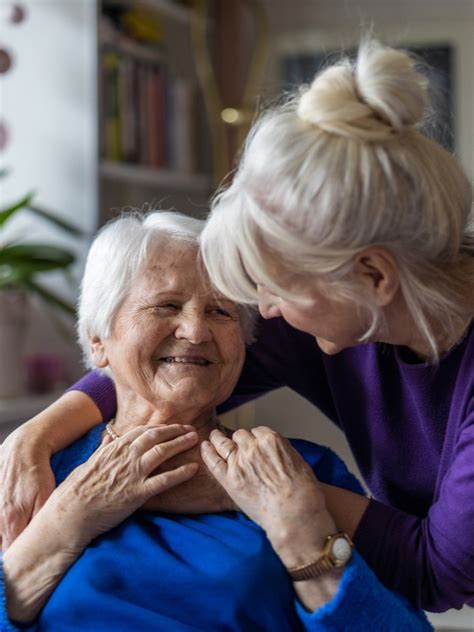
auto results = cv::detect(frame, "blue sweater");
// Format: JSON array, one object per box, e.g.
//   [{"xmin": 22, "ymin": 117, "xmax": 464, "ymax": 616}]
[{"xmin": 0, "ymin": 425, "xmax": 431, "ymax": 631}]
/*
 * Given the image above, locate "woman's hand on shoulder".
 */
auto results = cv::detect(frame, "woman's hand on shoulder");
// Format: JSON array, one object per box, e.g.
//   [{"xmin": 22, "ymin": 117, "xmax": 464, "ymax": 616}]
[
  {"xmin": 47, "ymin": 424, "xmax": 199, "ymax": 549},
  {"xmin": 201, "ymin": 426, "xmax": 337, "ymax": 565},
  {"xmin": 0, "ymin": 426, "xmax": 56, "ymax": 551}
]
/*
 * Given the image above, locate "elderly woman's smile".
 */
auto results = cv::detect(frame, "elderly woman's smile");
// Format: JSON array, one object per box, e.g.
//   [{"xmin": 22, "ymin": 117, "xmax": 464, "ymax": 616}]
[
  {"xmin": 90, "ymin": 240, "xmax": 246, "ymax": 427},
  {"xmin": 159, "ymin": 357, "xmax": 211, "ymax": 365}
]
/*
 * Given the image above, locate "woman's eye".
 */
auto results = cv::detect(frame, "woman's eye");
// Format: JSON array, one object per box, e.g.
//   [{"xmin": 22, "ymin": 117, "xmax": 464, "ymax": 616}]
[
  {"xmin": 155, "ymin": 304, "xmax": 179, "ymax": 312},
  {"xmin": 208, "ymin": 307, "xmax": 231, "ymax": 317}
]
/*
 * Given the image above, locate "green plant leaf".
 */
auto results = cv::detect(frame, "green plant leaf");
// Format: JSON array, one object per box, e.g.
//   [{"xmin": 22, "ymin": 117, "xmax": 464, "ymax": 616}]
[
  {"xmin": 0, "ymin": 192, "xmax": 35, "ymax": 227},
  {"xmin": 0, "ymin": 264, "xmax": 25, "ymax": 287},
  {"xmin": 0, "ymin": 243, "xmax": 75, "ymax": 268},
  {"xmin": 23, "ymin": 279, "xmax": 76, "ymax": 317},
  {"xmin": 28, "ymin": 205, "xmax": 86, "ymax": 237}
]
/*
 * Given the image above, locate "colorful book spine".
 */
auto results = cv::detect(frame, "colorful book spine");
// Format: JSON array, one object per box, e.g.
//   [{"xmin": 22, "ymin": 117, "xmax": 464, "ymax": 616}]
[
  {"xmin": 100, "ymin": 32, "xmax": 198, "ymax": 174},
  {"xmin": 101, "ymin": 50, "xmax": 122, "ymax": 162}
]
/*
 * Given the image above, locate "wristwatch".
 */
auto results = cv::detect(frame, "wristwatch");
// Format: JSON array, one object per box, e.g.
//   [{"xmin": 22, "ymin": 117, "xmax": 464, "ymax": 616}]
[{"xmin": 287, "ymin": 532, "xmax": 353, "ymax": 581}]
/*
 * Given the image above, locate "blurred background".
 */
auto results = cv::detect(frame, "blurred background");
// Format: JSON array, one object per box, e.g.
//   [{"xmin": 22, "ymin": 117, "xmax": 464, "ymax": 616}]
[{"xmin": 0, "ymin": 2, "xmax": 473, "ymax": 628}]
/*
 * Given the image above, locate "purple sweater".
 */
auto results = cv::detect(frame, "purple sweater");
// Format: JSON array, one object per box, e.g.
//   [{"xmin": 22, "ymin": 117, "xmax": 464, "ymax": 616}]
[{"xmin": 72, "ymin": 316, "xmax": 474, "ymax": 613}]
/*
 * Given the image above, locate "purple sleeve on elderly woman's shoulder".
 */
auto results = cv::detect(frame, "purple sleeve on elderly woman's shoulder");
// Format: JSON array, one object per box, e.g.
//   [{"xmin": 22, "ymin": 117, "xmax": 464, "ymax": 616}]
[{"xmin": 66, "ymin": 370, "xmax": 117, "ymax": 422}]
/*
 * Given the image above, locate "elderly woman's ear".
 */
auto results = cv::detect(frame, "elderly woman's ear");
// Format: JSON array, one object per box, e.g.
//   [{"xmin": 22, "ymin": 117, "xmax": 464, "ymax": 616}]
[
  {"xmin": 89, "ymin": 336, "xmax": 109, "ymax": 368},
  {"xmin": 353, "ymin": 247, "xmax": 400, "ymax": 307}
]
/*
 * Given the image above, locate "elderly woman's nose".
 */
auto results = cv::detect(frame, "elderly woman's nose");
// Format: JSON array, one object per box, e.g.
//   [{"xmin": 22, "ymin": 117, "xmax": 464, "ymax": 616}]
[{"xmin": 175, "ymin": 311, "xmax": 213, "ymax": 343}]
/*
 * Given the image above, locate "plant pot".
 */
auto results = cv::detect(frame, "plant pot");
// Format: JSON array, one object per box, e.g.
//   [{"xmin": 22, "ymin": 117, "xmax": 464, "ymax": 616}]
[{"xmin": 0, "ymin": 289, "xmax": 29, "ymax": 398}]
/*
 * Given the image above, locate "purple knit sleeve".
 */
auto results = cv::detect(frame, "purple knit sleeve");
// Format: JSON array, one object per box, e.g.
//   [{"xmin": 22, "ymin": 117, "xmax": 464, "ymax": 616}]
[
  {"xmin": 354, "ymin": 409, "xmax": 474, "ymax": 612},
  {"xmin": 67, "ymin": 370, "xmax": 117, "ymax": 422}
]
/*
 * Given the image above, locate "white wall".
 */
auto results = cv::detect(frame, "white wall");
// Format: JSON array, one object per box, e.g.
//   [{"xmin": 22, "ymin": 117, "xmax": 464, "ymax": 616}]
[
  {"xmin": 0, "ymin": 0, "xmax": 98, "ymax": 282},
  {"xmin": 0, "ymin": 0, "xmax": 98, "ymax": 379}
]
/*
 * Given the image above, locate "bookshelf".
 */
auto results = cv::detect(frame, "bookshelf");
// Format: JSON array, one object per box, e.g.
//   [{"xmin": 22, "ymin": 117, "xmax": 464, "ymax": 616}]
[
  {"xmin": 105, "ymin": 0, "xmax": 194, "ymax": 25},
  {"xmin": 100, "ymin": 160, "xmax": 211, "ymax": 191},
  {"xmin": 98, "ymin": 0, "xmax": 212, "ymax": 223}
]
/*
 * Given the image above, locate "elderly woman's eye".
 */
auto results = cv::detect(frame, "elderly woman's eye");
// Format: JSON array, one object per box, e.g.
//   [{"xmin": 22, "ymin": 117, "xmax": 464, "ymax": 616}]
[
  {"xmin": 155, "ymin": 304, "xmax": 180, "ymax": 312},
  {"xmin": 208, "ymin": 307, "xmax": 231, "ymax": 317}
]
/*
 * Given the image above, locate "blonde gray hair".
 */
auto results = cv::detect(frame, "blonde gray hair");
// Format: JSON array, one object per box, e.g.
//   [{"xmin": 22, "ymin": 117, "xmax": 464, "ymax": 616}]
[{"xmin": 201, "ymin": 39, "xmax": 474, "ymax": 359}]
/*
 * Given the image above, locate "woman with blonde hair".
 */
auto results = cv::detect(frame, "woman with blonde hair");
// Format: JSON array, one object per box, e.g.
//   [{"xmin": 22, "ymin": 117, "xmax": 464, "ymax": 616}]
[{"xmin": 1, "ymin": 39, "xmax": 473, "ymax": 613}]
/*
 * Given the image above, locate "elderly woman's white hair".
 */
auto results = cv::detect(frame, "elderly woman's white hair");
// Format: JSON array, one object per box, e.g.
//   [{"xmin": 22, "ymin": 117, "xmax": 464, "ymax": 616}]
[
  {"xmin": 78, "ymin": 211, "xmax": 255, "ymax": 369},
  {"xmin": 201, "ymin": 39, "xmax": 474, "ymax": 360}
]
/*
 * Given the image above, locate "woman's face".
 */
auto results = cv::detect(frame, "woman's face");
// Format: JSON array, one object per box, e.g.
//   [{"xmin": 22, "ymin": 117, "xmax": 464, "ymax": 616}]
[
  {"xmin": 258, "ymin": 285, "xmax": 370, "ymax": 354},
  {"xmin": 254, "ymin": 256, "xmax": 371, "ymax": 355},
  {"xmin": 92, "ymin": 242, "xmax": 246, "ymax": 413}
]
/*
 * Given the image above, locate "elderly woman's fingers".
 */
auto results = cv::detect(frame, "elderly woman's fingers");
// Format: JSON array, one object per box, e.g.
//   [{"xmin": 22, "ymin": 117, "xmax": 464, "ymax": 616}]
[
  {"xmin": 200, "ymin": 440, "xmax": 228, "ymax": 481},
  {"xmin": 249, "ymin": 426, "xmax": 295, "ymax": 465},
  {"xmin": 107, "ymin": 424, "xmax": 152, "ymax": 446},
  {"xmin": 208, "ymin": 428, "xmax": 238, "ymax": 461},
  {"xmin": 250, "ymin": 425, "xmax": 278, "ymax": 438},
  {"xmin": 101, "ymin": 432, "xmax": 113, "ymax": 446},
  {"xmin": 130, "ymin": 424, "xmax": 197, "ymax": 455},
  {"xmin": 140, "ymin": 430, "xmax": 199, "ymax": 475},
  {"xmin": 250, "ymin": 426, "xmax": 289, "ymax": 448},
  {"xmin": 231, "ymin": 428, "xmax": 254, "ymax": 447},
  {"xmin": 144, "ymin": 462, "xmax": 199, "ymax": 496}
]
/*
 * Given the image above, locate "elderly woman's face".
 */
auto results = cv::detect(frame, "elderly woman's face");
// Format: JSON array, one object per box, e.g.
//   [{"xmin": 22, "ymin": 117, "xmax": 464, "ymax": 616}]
[{"xmin": 92, "ymin": 242, "xmax": 245, "ymax": 412}]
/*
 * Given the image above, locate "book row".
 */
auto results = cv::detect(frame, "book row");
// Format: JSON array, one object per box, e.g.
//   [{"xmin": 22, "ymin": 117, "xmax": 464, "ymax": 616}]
[{"xmin": 100, "ymin": 48, "xmax": 198, "ymax": 173}]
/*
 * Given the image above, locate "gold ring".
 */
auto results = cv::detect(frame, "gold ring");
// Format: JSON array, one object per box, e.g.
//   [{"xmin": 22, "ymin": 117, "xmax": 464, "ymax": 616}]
[
  {"xmin": 224, "ymin": 447, "xmax": 235, "ymax": 460},
  {"xmin": 105, "ymin": 420, "xmax": 119, "ymax": 440}
]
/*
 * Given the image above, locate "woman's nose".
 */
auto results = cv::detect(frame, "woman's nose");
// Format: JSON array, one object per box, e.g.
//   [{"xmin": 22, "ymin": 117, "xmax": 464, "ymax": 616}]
[
  {"xmin": 175, "ymin": 312, "xmax": 213, "ymax": 344},
  {"xmin": 257, "ymin": 286, "xmax": 282, "ymax": 320}
]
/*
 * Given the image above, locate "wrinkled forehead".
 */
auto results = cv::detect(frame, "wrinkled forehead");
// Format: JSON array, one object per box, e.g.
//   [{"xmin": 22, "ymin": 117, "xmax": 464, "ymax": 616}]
[{"xmin": 135, "ymin": 240, "xmax": 232, "ymax": 304}]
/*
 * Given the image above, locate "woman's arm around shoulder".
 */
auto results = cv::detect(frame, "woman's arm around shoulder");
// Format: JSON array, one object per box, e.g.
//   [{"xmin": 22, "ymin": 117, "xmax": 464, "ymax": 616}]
[
  {"xmin": 0, "ymin": 424, "xmax": 199, "ymax": 628},
  {"xmin": 0, "ymin": 370, "xmax": 115, "ymax": 550}
]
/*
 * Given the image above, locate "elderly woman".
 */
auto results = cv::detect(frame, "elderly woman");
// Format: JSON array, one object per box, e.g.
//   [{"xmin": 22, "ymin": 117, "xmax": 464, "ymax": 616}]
[
  {"xmin": 0, "ymin": 212, "xmax": 430, "ymax": 631},
  {"xmin": 1, "ymin": 38, "xmax": 472, "ymax": 613}
]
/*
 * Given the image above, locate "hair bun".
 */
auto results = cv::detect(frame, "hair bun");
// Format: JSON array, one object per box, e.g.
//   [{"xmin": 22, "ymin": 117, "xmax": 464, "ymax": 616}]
[
  {"xmin": 356, "ymin": 40, "xmax": 428, "ymax": 129},
  {"xmin": 297, "ymin": 40, "xmax": 429, "ymax": 140}
]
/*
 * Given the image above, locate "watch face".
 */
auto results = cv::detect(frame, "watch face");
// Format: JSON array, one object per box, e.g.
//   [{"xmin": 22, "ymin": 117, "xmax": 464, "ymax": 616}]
[{"xmin": 332, "ymin": 537, "xmax": 352, "ymax": 564}]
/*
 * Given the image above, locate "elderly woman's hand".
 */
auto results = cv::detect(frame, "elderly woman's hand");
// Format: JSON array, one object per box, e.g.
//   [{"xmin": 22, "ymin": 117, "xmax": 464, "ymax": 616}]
[
  {"xmin": 1, "ymin": 424, "xmax": 199, "ymax": 624},
  {"xmin": 0, "ymin": 427, "xmax": 56, "ymax": 552},
  {"xmin": 201, "ymin": 427, "xmax": 337, "ymax": 567},
  {"xmin": 46, "ymin": 424, "xmax": 199, "ymax": 549}
]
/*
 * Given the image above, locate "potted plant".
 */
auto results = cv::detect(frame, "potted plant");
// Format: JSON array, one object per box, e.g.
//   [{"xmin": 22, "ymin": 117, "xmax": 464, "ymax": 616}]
[{"xmin": 0, "ymin": 184, "xmax": 84, "ymax": 397}]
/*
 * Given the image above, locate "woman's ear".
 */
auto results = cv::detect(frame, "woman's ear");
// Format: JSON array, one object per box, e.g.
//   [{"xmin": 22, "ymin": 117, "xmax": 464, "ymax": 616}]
[
  {"xmin": 353, "ymin": 247, "xmax": 400, "ymax": 307},
  {"xmin": 89, "ymin": 336, "xmax": 109, "ymax": 368}
]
